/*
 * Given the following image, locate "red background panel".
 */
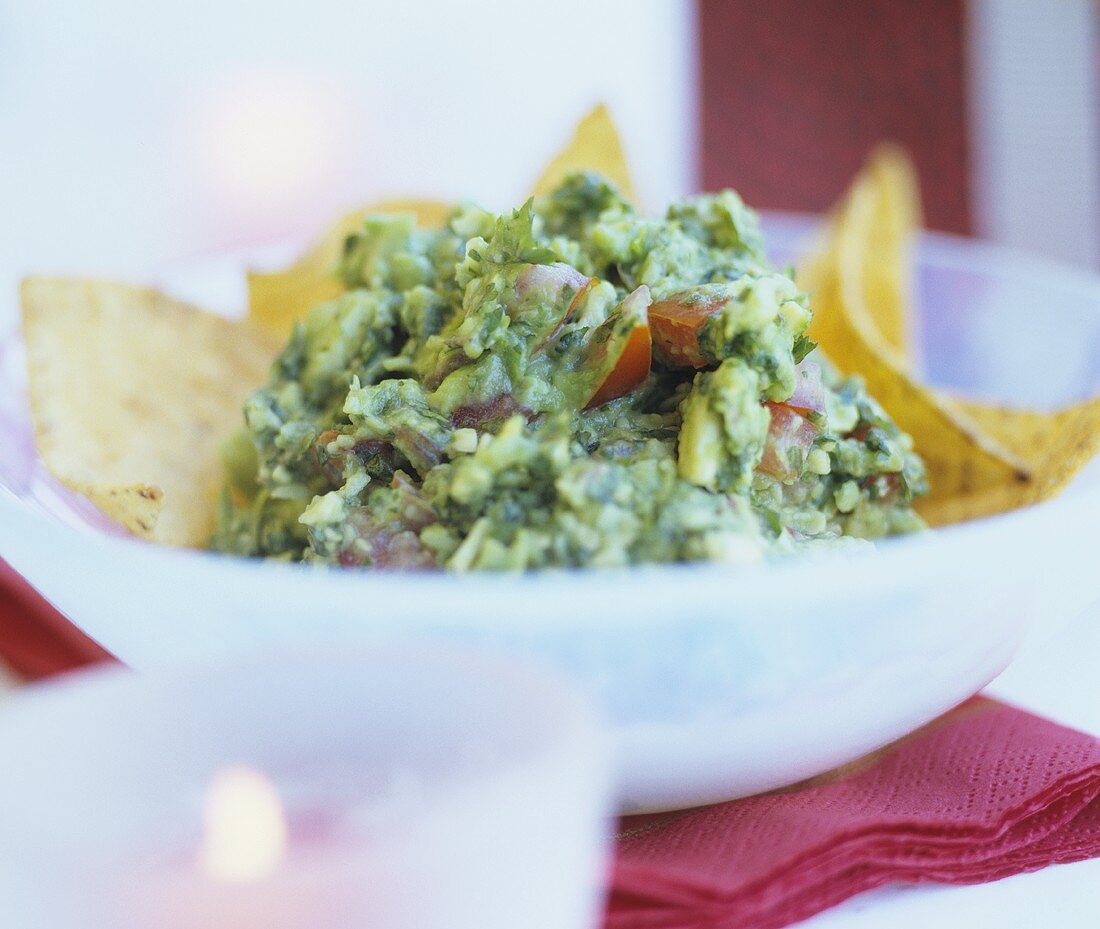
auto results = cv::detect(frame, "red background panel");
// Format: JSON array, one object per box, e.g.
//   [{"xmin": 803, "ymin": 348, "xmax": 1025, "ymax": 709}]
[{"xmin": 698, "ymin": 0, "xmax": 972, "ymax": 233}]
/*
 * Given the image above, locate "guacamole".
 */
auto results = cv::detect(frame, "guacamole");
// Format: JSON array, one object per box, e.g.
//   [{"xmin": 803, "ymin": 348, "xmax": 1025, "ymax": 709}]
[{"xmin": 212, "ymin": 173, "xmax": 927, "ymax": 569}]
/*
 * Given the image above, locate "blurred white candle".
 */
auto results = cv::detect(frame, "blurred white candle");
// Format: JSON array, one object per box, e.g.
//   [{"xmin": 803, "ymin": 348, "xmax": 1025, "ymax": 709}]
[{"xmin": 0, "ymin": 649, "xmax": 612, "ymax": 929}]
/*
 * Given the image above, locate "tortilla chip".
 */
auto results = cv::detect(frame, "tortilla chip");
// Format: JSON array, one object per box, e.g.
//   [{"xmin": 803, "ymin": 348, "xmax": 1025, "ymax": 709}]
[
  {"xmin": 859, "ymin": 145, "xmax": 921, "ymax": 366},
  {"xmin": 21, "ymin": 278, "xmax": 280, "ymax": 545},
  {"xmin": 804, "ymin": 151, "xmax": 1100, "ymax": 525},
  {"xmin": 70, "ymin": 482, "xmax": 165, "ymax": 537},
  {"xmin": 530, "ymin": 103, "xmax": 636, "ymax": 202},
  {"xmin": 247, "ymin": 199, "xmax": 453, "ymax": 338},
  {"xmin": 920, "ymin": 396, "xmax": 1100, "ymax": 523}
]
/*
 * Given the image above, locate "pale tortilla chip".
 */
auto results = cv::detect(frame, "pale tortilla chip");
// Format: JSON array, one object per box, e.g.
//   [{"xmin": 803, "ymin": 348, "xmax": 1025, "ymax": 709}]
[
  {"xmin": 530, "ymin": 103, "xmax": 636, "ymax": 202},
  {"xmin": 247, "ymin": 199, "xmax": 453, "ymax": 337},
  {"xmin": 803, "ymin": 151, "xmax": 1100, "ymax": 525},
  {"xmin": 69, "ymin": 482, "xmax": 165, "ymax": 538},
  {"xmin": 21, "ymin": 278, "xmax": 280, "ymax": 545}
]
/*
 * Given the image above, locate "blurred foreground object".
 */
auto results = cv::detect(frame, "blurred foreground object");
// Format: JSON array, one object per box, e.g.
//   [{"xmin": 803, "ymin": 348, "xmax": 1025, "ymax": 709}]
[{"xmin": 0, "ymin": 650, "xmax": 611, "ymax": 929}]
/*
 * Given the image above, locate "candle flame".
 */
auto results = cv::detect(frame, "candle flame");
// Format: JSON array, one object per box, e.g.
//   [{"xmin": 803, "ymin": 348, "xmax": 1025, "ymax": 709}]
[{"xmin": 199, "ymin": 765, "xmax": 288, "ymax": 883}]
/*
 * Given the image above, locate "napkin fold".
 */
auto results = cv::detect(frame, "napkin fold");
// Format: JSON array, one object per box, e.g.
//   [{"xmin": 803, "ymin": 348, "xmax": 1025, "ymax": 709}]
[{"xmin": 609, "ymin": 697, "xmax": 1100, "ymax": 929}]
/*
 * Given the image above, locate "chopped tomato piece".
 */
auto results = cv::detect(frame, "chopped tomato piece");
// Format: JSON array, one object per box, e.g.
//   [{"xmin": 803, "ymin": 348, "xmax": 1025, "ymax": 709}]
[
  {"xmin": 648, "ymin": 290, "xmax": 727, "ymax": 368},
  {"xmin": 585, "ymin": 323, "xmax": 652, "ymax": 409},
  {"xmin": 758, "ymin": 402, "xmax": 818, "ymax": 480},
  {"xmin": 582, "ymin": 287, "xmax": 653, "ymax": 409}
]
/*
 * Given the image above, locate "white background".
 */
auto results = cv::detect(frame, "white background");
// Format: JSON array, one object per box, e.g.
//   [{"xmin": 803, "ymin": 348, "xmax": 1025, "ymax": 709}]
[
  {"xmin": 0, "ymin": 0, "xmax": 695, "ymax": 297},
  {"xmin": 968, "ymin": 0, "xmax": 1100, "ymax": 270}
]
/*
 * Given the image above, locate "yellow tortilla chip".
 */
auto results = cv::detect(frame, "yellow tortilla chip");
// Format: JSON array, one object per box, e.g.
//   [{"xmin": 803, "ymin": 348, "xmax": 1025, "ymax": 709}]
[
  {"xmin": 804, "ymin": 150, "xmax": 1100, "ymax": 524},
  {"xmin": 247, "ymin": 199, "xmax": 452, "ymax": 338},
  {"xmin": 860, "ymin": 145, "xmax": 921, "ymax": 366},
  {"xmin": 920, "ymin": 396, "xmax": 1100, "ymax": 523},
  {"xmin": 21, "ymin": 278, "xmax": 280, "ymax": 545},
  {"xmin": 803, "ymin": 146, "xmax": 919, "ymax": 368},
  {"xmin": 530, "ymin": 103, "xmax": 635, "ymax": 202}
]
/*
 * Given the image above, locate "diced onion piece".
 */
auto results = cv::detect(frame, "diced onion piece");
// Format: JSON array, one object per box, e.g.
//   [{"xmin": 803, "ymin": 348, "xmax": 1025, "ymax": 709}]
[
  {"xmin": 516, "ymin": 263, "xmax": 594, "ymax": 356},
  {"xmin": 788, "ymin": 360, "xmax": 825, "ymax": 414},
  {"xmin": 532, "ymin": 277, "xmax": 597, "ymax": 355},
  {"xmin": 758, "ymin": 402, "xmax": 818, "ymax": 480},
  {"xmin": 515, "ymin": 262, "xmax": 589, "ymax": 300},
  {"xmin": 449, "ymin": 394, "xmax": 523, "ymax": 429}
]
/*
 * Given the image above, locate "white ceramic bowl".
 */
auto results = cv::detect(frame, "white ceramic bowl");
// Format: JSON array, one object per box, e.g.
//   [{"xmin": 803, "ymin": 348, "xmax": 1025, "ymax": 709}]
[{"xmin": 2, "ymin": 217, "xmax": 1099, "ymax": 812}]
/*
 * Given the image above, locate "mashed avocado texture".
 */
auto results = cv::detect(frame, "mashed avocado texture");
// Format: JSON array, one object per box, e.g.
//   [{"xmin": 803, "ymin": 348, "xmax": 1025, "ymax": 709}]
[{"xmin": 213, "ymin": 174, "xmax": 927, "ymax": 569}]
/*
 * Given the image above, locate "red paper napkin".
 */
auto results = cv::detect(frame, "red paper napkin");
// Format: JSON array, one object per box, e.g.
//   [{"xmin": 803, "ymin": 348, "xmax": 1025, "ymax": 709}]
[
  {"xmin": 0, "ymin": 558, "xmax": 113, "ymax": 678},
  {"xmin": 609, "ymin": 697, "xmax": 1100, "ymax": 929}
]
